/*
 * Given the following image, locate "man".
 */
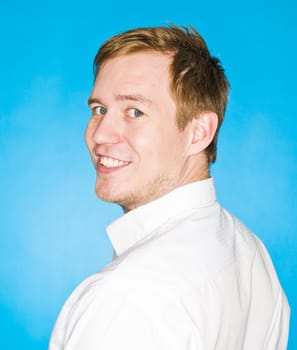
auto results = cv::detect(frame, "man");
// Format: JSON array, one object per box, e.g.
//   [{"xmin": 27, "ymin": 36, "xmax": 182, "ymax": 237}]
[{"xmin": 49, "ymin": 25, "xmax": 290, "ymax": 349}]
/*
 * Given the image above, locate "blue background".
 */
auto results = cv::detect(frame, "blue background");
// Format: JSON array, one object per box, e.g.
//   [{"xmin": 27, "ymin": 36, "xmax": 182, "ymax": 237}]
[{"xmin": 0, "ymin": 0, "xmax": 296, "ymax": 348}]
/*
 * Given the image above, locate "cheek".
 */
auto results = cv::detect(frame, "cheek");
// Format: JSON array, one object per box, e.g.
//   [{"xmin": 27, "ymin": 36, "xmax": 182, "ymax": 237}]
[
  {"xmin": 84, "ymin": 123, "xmax": 95, "ymax": 153},
  {"xmin": 84, "ymin": 126, "xmax": 91, "ymax": 145},
  {"xmin": 157, "ymin": 131, "xmax": 188, "ymax": 166},
  {"xmin": 85, "ymin": 117, "xmax": 97, "ymax": 140},
  {"xmin": 136, "ymin": 131, "xmax": 174, "ymax": 164}
]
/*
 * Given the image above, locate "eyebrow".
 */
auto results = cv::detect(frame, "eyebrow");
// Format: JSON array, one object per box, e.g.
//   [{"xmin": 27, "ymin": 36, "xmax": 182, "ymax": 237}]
[
  {"xmin": 115, "ymin": 94, "xmax": 152, "ymax": 105},
  {"xmin": 87, "ymin": 94, "xmax": 153, "ymax": 107},
  {"xmin": 87, "ymin": 97, "xmax": 102, "ymax": 106}
]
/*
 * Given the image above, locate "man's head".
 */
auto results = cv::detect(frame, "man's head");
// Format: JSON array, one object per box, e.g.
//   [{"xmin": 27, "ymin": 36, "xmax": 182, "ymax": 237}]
[
  {"xmin": 93, "ymin": 25, "xmax": 229, "ymax": 163},
  {"xmin": 86, "ymin": 25, "xmax": 229, "ymax": 211}
]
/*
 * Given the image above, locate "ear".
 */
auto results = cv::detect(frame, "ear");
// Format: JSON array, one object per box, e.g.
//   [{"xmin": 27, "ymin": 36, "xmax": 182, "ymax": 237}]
[{"xmin": 188, "ymin": 112, "xmax": 218, "ymax": 155}]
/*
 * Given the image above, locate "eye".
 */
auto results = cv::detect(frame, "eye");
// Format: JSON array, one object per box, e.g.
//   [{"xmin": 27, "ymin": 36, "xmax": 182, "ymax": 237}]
[
  {"xmin": 127, "ymin": 108, "xmax": 144, "ymax": 118},
  {"xmin": 94, "ymin": 106, "xmax": 107, "ymax": 116}
]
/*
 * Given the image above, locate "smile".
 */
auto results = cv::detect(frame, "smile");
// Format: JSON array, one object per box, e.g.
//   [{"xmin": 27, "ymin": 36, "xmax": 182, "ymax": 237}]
[{"xmin": 99, "ymin": 156, "xmax": 129, "ymax": 168}]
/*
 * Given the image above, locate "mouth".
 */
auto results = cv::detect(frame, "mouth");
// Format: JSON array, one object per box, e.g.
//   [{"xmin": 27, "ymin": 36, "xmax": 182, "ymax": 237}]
[{"xmin": 97, "ymin": 156, "xmax": 130, "ymax": 171}]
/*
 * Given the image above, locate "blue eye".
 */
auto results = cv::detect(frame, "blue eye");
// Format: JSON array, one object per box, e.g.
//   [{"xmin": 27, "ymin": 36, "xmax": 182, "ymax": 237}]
[
  {"xmin": 128, "ymin": 108, "xmax": 143, "ymax": 118},
  {"xmin": 95, "ymin": 106, "xmax": 107, "ymax": 116}
]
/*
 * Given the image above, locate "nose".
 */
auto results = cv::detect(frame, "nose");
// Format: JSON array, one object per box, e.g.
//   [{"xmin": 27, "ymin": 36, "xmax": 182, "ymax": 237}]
[{"xmin": 92, "ymin": 113, "xmax": 121, "ymax": 145}]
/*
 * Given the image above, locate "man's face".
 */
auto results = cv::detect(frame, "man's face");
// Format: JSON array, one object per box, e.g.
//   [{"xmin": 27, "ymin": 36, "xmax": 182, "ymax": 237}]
[{"xmin": 86, "ymin": 52, "xmax": 193, "ymax": 211}]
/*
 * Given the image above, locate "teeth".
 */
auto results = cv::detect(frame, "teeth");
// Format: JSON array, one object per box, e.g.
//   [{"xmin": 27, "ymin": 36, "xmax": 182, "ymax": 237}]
[{"xmin": 100, "ymin": 156, "xmax": 128, "ymax": 168}]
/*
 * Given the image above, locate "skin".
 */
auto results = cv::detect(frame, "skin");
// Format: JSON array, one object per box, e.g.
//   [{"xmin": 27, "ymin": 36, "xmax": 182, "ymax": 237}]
[{"xmin": 85, "ymin": 52, "xmax": 217, "ymax": 211}]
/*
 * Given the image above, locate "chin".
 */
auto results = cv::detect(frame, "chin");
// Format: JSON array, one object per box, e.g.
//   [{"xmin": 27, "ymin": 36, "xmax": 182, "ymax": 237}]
[
  {"xmin": 96, "ymin": 185, "xmax": 143, "ymax": 211},
  {"xmin": 95, "ymin": 187, "xmax": 116, "ymax": 203},
  {"xmin": 95, "ymin": 183, "xmax": 126, "ymax": 204}
]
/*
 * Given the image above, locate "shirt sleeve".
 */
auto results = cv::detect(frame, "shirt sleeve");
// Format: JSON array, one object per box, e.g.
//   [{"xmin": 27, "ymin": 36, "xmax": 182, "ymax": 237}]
[
  {"xmin": 256, "ymin": 239, "xmax": 291, "ymax": 349},
  {"xmin": 240, "ymin": 238, "xmax": 290, "ymax": 350},
  {"xmin": 63, "ymin": 290, "xmax": 204, "ymax": 350},
  {"xmin": 263, "ymin": 288, "xmax": 290, "ymax": 349}
]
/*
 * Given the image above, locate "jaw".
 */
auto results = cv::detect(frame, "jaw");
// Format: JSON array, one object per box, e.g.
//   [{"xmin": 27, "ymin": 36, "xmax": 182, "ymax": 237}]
[{"xmin": 95, "ymin": 169, "xmax": 182, "ymax": 212}]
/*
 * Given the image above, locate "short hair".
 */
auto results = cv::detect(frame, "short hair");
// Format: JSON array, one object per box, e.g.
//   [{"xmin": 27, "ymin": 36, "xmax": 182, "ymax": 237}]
[{"xmin": 93, "ymin": 25, "xmax": 230, "ymax": 163}]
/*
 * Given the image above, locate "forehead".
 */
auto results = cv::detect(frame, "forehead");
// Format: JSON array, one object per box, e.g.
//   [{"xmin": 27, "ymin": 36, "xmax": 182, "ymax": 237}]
[
  {"xmin": 94, "ymin": 52, "xmax": 173, "ymax": 93},
  {"xmin": 101, "ymin": 51, "xmax": 172, "ymax": 73}
]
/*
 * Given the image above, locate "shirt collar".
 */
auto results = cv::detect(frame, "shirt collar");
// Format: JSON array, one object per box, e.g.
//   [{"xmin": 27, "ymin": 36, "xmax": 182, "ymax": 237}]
[{"xmin": 106, "ymin": 178, "xmax": 216, "ymax": 257}]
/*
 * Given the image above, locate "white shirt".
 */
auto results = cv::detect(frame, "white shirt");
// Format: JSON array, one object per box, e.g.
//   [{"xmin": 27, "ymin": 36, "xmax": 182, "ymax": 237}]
[{"xmin": 49, "ymin": 178, "xmax": 290, "ymax": 350}]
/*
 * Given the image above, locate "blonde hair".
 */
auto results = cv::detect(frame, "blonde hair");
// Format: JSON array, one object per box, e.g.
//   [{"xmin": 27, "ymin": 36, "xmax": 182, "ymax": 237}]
[{"xmin": 93, "ymin": 25, "xmax": 230, "ymax": 163}]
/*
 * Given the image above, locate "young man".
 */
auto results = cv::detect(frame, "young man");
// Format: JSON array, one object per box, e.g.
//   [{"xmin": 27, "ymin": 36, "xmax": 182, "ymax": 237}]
[{"xmin": 49, "ymin": 25, "xmax": 290, "ymax": 349}]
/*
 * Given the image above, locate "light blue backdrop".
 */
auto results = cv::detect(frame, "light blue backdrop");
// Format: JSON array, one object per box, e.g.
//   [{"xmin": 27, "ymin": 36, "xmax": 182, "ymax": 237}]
[{"xmin": 0, "ymin": 0, "xmax": 296, "ymax": 348}]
